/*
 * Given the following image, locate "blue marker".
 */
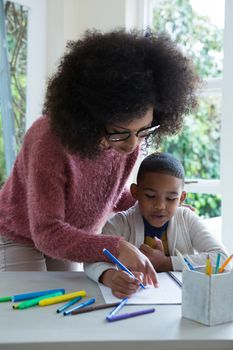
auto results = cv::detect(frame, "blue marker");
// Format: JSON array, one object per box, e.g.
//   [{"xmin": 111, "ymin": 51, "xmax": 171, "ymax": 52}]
[
  {"xmin": 106, "ymin": 297, "xmax": 128, "ymax": 320},
  {"xmin": 63, "ymin": 298, "xmax": 96, "ymax": 316},
  {"xmin": 183, "ymin": 257, "xmax": 196, "ymax": 271},
  {"xmin": 12, "ymin": 289, "xmax": 65, "ymax": 302},
  {"xmin": 57, "ymin": 296, "xmax": 83, "ymax": 313},
  {"xmin": 103, "ymin": 248, "xmax": 145, "ymax": 289},
  {"xmin": 215, "ymin": 253, "xmax": 221, "ymax": 274}
]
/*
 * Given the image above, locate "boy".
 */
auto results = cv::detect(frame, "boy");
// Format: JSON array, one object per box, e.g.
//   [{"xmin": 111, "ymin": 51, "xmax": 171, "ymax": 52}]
[{"xmin": 84, "ymin": 153, "xmax": 228, "ymax": 298}]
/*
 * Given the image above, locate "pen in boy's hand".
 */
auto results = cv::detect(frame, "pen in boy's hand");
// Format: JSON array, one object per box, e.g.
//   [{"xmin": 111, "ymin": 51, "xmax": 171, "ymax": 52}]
[{"xmin": 103, "ymin": 248, "xmax": 146, "ymax": 289}]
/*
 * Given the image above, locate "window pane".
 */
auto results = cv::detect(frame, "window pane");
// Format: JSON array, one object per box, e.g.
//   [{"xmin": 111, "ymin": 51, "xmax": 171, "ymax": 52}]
[
  {"xmin": 147, "ymin": 0, "xmax": 224, "ymax": 219},
  {"xmin": 0, "ymin": 1, "xmax": 28, "ymax": 183},
  {"xmin": 185, "ymin": 193, "xmax": 221, "ymax": 219},
  {"xmin": 6, "ymin": 1, "xmax": 28, "ymax": 150},
  {"xmin": 149, "ymin": 0, "xmax": 223, "ymax": 179},
  {"xmin": 157, "ymin": 93, "xmax": 221, "ymax": 180},
  {"xmin": 151, "ymin": 0, "xmax": 224, "ymax": 79}
]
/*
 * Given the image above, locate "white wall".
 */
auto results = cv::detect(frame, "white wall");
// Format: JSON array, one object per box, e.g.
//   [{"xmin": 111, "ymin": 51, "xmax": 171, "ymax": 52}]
[
  {"xmin": 24, "ymin": 0, "xmax": 139, "ymax": 126},
  {"xmin": 46, "ymin": 0, "xmax": 138, "ymax": 77}
]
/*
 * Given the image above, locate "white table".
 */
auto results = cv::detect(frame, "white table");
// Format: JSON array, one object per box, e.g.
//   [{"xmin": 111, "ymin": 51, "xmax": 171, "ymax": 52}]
[{"xmin": 1, "ymin": 272, "xmax": 233, "ymax": 350}]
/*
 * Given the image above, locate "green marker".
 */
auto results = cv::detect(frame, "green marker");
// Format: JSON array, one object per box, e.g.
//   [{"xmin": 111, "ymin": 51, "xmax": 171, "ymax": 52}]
[
  {"xmin": 0, "ymin": 296, "xmax": 11, "ymax": 302},
  {"xmin": 13, "ymin": 291, "xmax": 63, "ymax": 310}
]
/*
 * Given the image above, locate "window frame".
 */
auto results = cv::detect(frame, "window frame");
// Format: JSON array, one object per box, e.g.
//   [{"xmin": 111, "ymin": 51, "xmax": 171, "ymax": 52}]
[
  {"xmin": 137, "ymin": 0, "xmax": 227, "ymax": 194},
  {"xmin": 6, "ymin": 0, "xmax": 47, "ymax": 129},
  {"xmin": 0, "ymin": 0, "xmax": 46, "ymax": 175},
  {"xmin": 137, "ymin": 0, "xmax": 233, "ymax": 249}
]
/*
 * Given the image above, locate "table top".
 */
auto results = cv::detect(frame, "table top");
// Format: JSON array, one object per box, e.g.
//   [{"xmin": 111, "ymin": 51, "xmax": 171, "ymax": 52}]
[{"xmin": 1, "ymin": 271, "xmax": 233, "ymax": 350}]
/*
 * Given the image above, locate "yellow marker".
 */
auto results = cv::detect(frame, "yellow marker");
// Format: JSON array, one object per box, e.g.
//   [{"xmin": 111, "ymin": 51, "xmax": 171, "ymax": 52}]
[
  {"xmin": 39, "ymin": 291, "xmax": 86, "ymax": 306},
  {"xmin": 205, "ymin": 255, "xmax": 210, "ymax": 275},
  {"xmin": 207, "ymin": 260, "xmax": 212, "ymax": 276},
  {"xmin": 218, "ymin": 254, "xmax": 233, "ymax": 273}
]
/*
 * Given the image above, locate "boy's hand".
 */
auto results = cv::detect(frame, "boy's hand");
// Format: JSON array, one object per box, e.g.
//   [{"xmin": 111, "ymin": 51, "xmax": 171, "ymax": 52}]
[
  {"xmin": 99, "ymin": 269, "xmax": 143, "ymax": 299},
  {"xmin": 140, "ymin": 237, "xmax": 172, "ymax": 272}
]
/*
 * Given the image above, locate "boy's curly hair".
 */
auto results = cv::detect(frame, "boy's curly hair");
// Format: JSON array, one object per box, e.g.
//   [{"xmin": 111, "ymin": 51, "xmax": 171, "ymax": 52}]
[{"xmin": 43, "ymin": 28, "xmax": 200, "ymax": 158}]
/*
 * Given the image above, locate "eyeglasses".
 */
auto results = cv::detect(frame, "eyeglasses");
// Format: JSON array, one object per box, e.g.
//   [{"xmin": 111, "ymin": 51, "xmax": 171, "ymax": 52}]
[{"xmin": 105, "ymin": 125, "xmax": 160, "ymax": 142}]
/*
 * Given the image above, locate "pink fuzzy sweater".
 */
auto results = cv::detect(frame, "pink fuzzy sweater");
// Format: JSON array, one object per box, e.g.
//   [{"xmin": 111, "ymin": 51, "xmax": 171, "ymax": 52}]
[{"xmin": 0, "ymin": 116, "xmax": 139, "ymax": 263}]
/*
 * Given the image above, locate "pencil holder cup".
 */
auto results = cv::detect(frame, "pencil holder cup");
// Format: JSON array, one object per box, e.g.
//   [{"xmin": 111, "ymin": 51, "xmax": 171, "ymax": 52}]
[{"xmin": 182, "ymin": 267, "xmax": 233, "ymax": 326}]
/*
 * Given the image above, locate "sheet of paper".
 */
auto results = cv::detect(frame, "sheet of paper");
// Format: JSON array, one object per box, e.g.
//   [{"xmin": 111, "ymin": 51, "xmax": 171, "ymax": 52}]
[{"xmin": 99, "ymin": 272, "xmax": 182, "ymax": 304}]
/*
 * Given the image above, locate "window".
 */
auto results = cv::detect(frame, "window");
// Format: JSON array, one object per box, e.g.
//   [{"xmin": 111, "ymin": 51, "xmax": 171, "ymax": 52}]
[
  {"xmin": 0, "ymin": 0, "xmax": 46, "ymax": 180},
  {"xmin": 139, "ymin": 0, "xmax": 225, "ymax": 219}
]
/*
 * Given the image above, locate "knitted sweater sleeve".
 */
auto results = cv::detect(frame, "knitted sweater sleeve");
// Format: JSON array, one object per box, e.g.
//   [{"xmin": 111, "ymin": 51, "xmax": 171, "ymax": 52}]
[
  {"xmin": 26, "ymin": 138, "xmax": 121, "ymax": 263},
  {"xmin": 113, "ymin": 187, "xmax": 136, "ymax": 212}
]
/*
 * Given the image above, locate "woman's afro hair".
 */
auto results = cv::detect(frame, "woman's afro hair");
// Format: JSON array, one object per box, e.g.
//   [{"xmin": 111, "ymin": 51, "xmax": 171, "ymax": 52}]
[{"xmin": 43, "ymin": 28, "xmax": 201, "ymax": 158}]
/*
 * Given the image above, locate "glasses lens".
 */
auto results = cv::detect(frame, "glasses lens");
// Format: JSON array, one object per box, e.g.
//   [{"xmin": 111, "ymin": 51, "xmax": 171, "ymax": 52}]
[
  {"xmin": 108, "ymin": 133, "xmax": 130, "ymax": 142},
  {"xmin": 106, "ymin": 125, "xmax": 160, "ymax": 142},
  {"xmin": 137, "ymin": 126, "xmax": 160, "ymax": 138}
]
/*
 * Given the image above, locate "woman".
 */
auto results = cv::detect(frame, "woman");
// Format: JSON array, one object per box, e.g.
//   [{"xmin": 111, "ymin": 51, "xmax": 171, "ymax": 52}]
[{"xmin": 0, "ymin": 29, "xmax": 199, "ymax": 284}]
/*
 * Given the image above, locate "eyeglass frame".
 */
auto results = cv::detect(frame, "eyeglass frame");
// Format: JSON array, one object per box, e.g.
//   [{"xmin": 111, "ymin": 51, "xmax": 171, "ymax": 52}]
[{"xmin": 105, "ymin": 124, "xmax": 160, "ymax": 142}]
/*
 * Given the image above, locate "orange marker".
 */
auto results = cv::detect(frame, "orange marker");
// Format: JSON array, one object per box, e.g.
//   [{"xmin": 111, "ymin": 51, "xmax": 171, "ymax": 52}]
[
  {"xmin": 218, "ymin": 254, "xmax": 233, "ymax": 273},
  {"xmin": 207, "ymin": 260, "xmax": 212, "ymax": 276}
]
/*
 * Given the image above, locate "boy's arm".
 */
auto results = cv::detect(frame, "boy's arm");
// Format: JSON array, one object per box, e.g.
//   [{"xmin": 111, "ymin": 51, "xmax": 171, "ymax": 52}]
[
  {"xmin": 171, "ymin": 209, "xmax": 229, "ymax": 271},
  {"xmin": 113, "ymin": 187, "xmax": 136, "ymax": 212},
  {"xmin": 84, "ymin": 261, "xmax": 117, "ymax": 283}
]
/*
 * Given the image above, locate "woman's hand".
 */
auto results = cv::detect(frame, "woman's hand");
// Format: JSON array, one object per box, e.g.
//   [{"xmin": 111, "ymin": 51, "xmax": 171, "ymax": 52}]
[
  {"xmin": 180, "ymin": 203, "xmax": 195, "ymax": 211},
  {"xmin": 100, "ymin": 269, "xmax": 143, "ymax": 299},
  {"xmin": 117, "ymin": 240, "xmax": 159, "ymax": 287}
]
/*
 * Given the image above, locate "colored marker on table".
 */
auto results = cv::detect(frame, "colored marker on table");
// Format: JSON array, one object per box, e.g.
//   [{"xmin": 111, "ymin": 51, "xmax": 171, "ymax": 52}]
[
  {"xmin": 218, "ymin": 254, "xmax": 233, "ymax": 273},
  {"xmin": 106, "ymin": 297, "xmax": 128, "ymax": 319},
  {"xmin": 39, "ymin": 290, "xmax": 86, "ymax": 307},
  {"xmin": 70, "ymin": 303, "xmax": 119, "ymax": 315},
  {"xmin": 57, "ymin": 296, "xmax": 83, "ymax": 313},
  {"xmin": 13, "ymin": 291, "xmax": 64, "ymax": 310},
  {"xmin": 103, "ymin": 248, "xmax": 145, "ymax": 289},
  {"xmin": 0, "ymin": 288, "xmax": 65, "ymax": 303},
  {"xmin": 63, "ymin": 298, "xmax": 96, "ymax": 316},
  {"xmin": 0, "ymin": 296, "xmax": 11, "ymax": 302},
  {"xmin": 106, "ymin": 308, "xmax": 155, "ymax": 322}
]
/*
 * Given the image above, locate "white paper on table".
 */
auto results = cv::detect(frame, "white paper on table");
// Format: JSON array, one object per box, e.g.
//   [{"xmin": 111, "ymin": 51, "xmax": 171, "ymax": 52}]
[{"xmin": 99, "ymin": 272, "xmax": 182, "ymax": 304}]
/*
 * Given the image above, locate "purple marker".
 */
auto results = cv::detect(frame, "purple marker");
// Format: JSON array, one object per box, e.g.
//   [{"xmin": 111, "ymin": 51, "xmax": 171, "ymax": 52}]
[{"xmin": 106, "ymin": 308, "xmax": 155, "ymax": 322}]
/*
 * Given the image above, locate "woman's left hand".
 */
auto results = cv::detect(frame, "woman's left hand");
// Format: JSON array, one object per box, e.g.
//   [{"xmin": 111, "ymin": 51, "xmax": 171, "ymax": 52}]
[{"xmin": 117, "ymin": 240, "xmax": 159, "ymax": 287}]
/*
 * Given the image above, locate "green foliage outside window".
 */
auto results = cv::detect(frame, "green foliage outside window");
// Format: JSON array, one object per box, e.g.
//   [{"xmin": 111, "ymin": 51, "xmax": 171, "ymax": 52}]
[
  {"xmin": 151, "ymin": 0, "xmax": 223, "ymax": 218},
  {"xmin": 0, "ymin": 1, "xmax": 27, "ymax": 185}
]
